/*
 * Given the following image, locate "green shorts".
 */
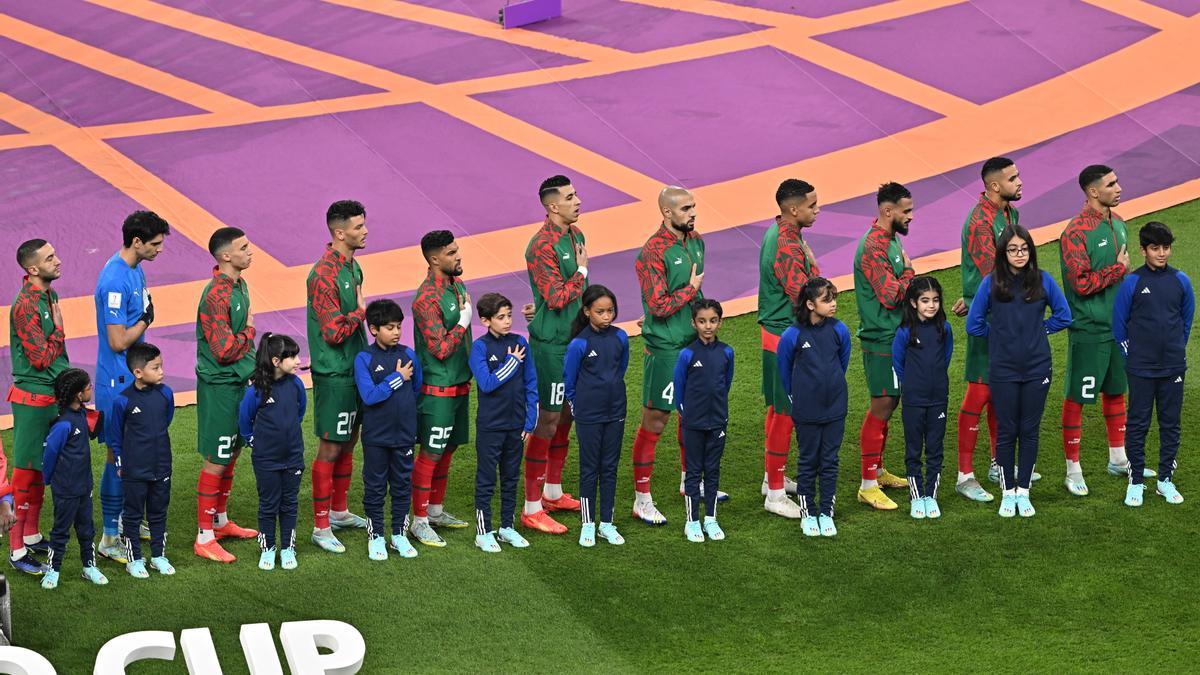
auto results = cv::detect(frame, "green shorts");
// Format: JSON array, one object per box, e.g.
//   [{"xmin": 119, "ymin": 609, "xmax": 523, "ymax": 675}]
[
  {"xmin": 761, "ymin": 349, "xmax": 791, "ymax": 416},
  {"xmin": 11, "ymin": 402, "xmax": 57, "ymax": 470},
  {"xmin": 964, "ymin": 334, "xmax": 990, "ymax": 384},
  {"xmin": 418, "ymin": 392, "xmax": 470, "ymax": 451},
  {"xmin": 862, "ymin": 343, "xmax": 900, "ymax": 397},
  {"xmin": 1064, "ymin": 339, "xmax": 1127, "ymax": 404},
  {"xmin": 643, "ymin": 348, "xmax": 681, "ymax": 412},
  {"xmin": 530, "ymin": 341, "xmax": 567, "ymax": 412},
  {"xmin": 312, "ymin": 376, "xmax": 362, "ymax": 442},
  {"xmin": 197, "ymin": 382, "xmax": 245, "ymax": 465}
]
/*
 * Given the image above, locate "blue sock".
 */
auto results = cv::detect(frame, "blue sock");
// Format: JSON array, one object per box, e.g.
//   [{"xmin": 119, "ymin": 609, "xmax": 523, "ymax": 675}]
[{"xmin": 100, "ymin": 462, "xmax": 122, "ymax": 537}]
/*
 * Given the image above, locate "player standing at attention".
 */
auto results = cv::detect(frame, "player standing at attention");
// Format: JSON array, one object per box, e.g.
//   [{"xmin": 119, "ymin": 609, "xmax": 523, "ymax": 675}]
[
  {"xmin": 758, "ymin": 179, "xmax": 822, "ymax": 519},
  {"xmin": 194, "ymin": 227, "xmax": 259, "ymax": 563},
  {"xmin": 1058, "ymin": 165, "xmax": 1146, "ymax": 496},
  {"xmin": 8, "ymin": 239, "xmax": 67, "ymax": 575},
  {"xmin": 93, "ymin": 211, "xmax": 168, "ymax": 563},
  {"xmin": 409, "ymin": 230, "xmax": 474, "ymax": 546},
  {"xmin": 307, "ymin": 200, "xmax": 371, "ymax": 554},
  {"xmin": 521, "ymin": 175, "xmax": 587, "ymax": 534},
  {"xmin": 951, "ymin": 157, "xmax": 1022, "ymax": 502},
  {"xmin": 632, "ymin": 186, "xmax": 708, "ymax": 526},
  {"xmin": 853, "ymin": 182, "xmax": 916, "ymax": 511}
]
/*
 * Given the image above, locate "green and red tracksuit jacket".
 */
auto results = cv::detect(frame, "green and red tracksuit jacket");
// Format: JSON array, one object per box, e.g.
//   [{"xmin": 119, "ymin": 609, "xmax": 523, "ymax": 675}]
[
  {"xmin": 8, "ymin": 277, "xmax": 68, "ymax": 405},
  {"xmin": 525, "ymin": 219, "xmax": 587, "ymax": 348},
  {"xmin": 1059, "ymin": 204, "xmax": 1128, "ymax": 343},
  {"xmin": 306, "ymin": 245, "xmax": 367, "ymax": 379},
  {"xmin": 412, "ymin": 269, "xmax": 472, "ymax": 390},
  {"xmin": 758, "ymin": 218, "xmax": 820, "ymax": 352},
  {"xmin": 637, "ymin": 225, "xmax": 704, "ymax": 353},
  {"xmin": 960, "ymin": 193, "xmax": 1018, "ymax": 304},
  {"xmin": 196, "ymin": 267, "xmax": 256, "ymax": 386},
  {"xmin": 854, "ymin": 220, "xmax": 914, "ymax": 348}
]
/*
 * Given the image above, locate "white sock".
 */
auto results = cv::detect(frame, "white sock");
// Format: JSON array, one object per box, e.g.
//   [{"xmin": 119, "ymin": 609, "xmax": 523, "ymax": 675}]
[
  {"xmin": 679, "ymin": 471, "xmax": 687, "ymax": 488},
  {"xmin": 10, "ymin": 549, "xmax": 26, "ymax": 562},
  {"xmin": 1109, "ymin": 446, "xmax": 1128, "ymax": 465},
  {"xmin": 762, "ymin": 472, "xmax": 770, "ymax": 485},
  {"xmin": 957, "ymin": 472, "xmax": 975, "ymax": 484},
  {"xmin": 1066, "ymin": 460, "xmax": 1082, "ymax": 475},
  {"xmin": 413, "ymin": 516, "xmax": 429, "ymax": 526},
  {"xmin": 23, "ymin": 533, "xmax": 43, "ymax": 546},
  {"xmin": 312, "ymin": 526, "xmax": 332, "ymax": 537},
  {"xmin": 634, "ymin": 491, "xmax": 653, "ymax": 508},
  {"xmin": 213, "ymin": 512, "xmax": 229, "ymax": 528},
  {"xmin": 543, "ymin": 483, "xmax": 564, "ymax": 501},
  {"xmin": 766, "ymin": 488, "xmax": 786, "ymax": 501},
  {"xmin": 704, "ymin": 515, "xmax": 716, "ymax": 523},
  {"xmin": 860, "ymin": 479, "xmax": 879, "ymax": 490},
  {"xmin": 523, "ymin": 500, "xmax": 543, "ymax": 516},
  {"xmin": 196, "ymin": 529, "xmax": 215, "ymax": 544},
  {"xmin": 428, "ymin": 503, "xmax": 444, "ymax": 518},
  {"xmin": 330, "ymin": 509, "xmax": 351, "ymax": 520},
  {"xmin": 1016, "ymin": 487, "xmax": 1030, "ymax": 497}
]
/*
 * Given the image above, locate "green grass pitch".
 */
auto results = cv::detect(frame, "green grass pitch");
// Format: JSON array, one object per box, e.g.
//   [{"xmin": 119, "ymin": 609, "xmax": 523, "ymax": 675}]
[{"xmin": 12, "ymin": 201, "xmax": 1200, "ymax": 673}]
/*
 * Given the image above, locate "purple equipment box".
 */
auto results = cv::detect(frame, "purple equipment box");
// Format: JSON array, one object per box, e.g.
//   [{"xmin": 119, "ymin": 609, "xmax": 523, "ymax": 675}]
[{"xmin": 499, "ymin": 0, "xmax": 562, "ymax": 28}]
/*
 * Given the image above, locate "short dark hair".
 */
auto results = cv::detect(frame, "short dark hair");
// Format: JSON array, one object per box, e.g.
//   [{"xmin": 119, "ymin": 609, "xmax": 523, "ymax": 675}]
[
  {"xmin": 420, "ymin": 230, "xmax": 455, "ymax": 260},
  {"xmin": 16, "ymin": 239, "xmax": 47, "ymax": 269},
  {"xmin": 775, "ymin": 179, "xmax": 814, "ymax": 206},
  {"xmin": 365, "ymin": 299, "xmax": 404, "ymax": 329},
  {"xmin": 326, "ymin": 200, "xmax": 366, "ymax": 228},
  {"xmin": 122, "ymin": 211, "xmax": 170, "ymax": 248},
  {"xmin": 1139, "ymin": 221, "xmax": 1174, "ymax": 248},
  {"xmin": 981, "ymin": 156, "xmax": 1014, "ymax": 181},
  {"xmin": 538, "ymin": 175, "xmax": 572, "ymax": 204},
  {"xmin": 691, "ymin": 297, "xmax": 723, "ymax": 318},
  {"xmin": 476, "ymin": 293, "xmax": 512, "ymax": 320},
  {"xmin": 207, "ymin": 227, "xmax": 246, "ymax": 257},
  {"xmin": 876, "ymin": 182, "xmax": 911, "ymax": 206},
  {"xmin": 126, "ymin": 341, "xmax": 161, "ymax": 373},
  {"xmin": 1078, "ymin": 164, "xmax": 1114, "ymax": 191}
]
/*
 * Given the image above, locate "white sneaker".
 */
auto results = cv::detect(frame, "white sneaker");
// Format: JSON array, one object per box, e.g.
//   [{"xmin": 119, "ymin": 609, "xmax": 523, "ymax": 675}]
[
  {"xmin": 631, "ymin": 500, "xmax": 667, "ymax": 526},
  {"xmin": 763, "ymin": 494, "xmax": 802, "ymax": 519},
  {"xmin": 760, "ymin": 475, "xmax": 798, "ymax": 496}
]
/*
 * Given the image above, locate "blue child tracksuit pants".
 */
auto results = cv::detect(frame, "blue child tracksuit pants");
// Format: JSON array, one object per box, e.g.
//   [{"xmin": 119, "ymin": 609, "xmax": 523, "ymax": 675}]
[
  {"xmin": 682, "ymin": 427, "xmax": 726, "ymax": 521},
  {"xmin": 795, "ymin": 420, "xmax": 844, "ymax": 519},
  {"xmin": 578, "ymin": 421, "xmax": 624, "ymax": 525},
  {"xmin": 362, "ymin": 445, "xmax": 414, "ymax": 538},
  {"xmin": 48, "ymin": 492, "xmax": 96, "ymax": 572},
  {"xmin": 254, "ymin": 466, "xmax": 303, "ymax": 551},
  {"xmin": 991, "ymin": 378, "xmax": 1050, "ymax": 490},
  {"xmin": 1126, "ymin": 372, "xmax": 1184, "ymax": 486},
  {"xmin": 475, "ymin": 430, "xmax": 524, "ymax": 535},
  {"xmin": 121, "ymin": 478, "xmax": 170, "ymax": 561},
  {"xmin": 902, "ymin": 404, "xmax": 946, "ymax": 499}
]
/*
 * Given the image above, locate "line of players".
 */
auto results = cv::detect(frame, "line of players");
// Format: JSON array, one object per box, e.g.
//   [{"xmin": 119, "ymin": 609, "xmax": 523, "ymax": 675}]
[{"xmin": 0, "ymin": 158, "xmax": 1191, "ymax": 578}]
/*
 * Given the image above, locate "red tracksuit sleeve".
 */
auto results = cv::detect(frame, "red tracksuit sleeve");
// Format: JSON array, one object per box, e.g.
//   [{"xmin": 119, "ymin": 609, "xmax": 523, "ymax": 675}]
[
  {"xmin": 774, "ymin": 237, "xmax": 815, "ymax": 302},
  {"xmin": 637, "ymin": 249, "xmax": 696, "ymax": 318},
  {"xmin": 12, "ymin": 298, "xmax": 64, "ymax": 371},
  {"xmin": 413, "ymin": 294, "xmax": 466, "ymax": 361},
  {"xmin": 308, "ymin": 272, "xmax": 364, "ymax": 346},
  {"xmin": 861, "ymin": 240, "xmax": 913, "ymax": 310},
  {"xmin": 530, "ymin": 237, "xmax": 585, "ymax": 310},
  {"xmin": 1061, "ymin": 226, "xmax": 1124, "ymax": 296},
  {"xmin": 965, "ymin": 210, "xmax": 997, "ymax": 278},
  {"xmin": 200, "ymin": 286, "xmax": 256, "ymax": 365}
]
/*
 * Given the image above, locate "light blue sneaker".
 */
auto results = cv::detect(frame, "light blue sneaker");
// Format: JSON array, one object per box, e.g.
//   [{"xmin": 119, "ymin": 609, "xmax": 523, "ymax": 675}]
[
  {"xmin": 311, "ymin": 530, "xmax": 346, "ymax": 554},
  {"xmin": 126, "ymin": 559, "xmax": 149, "ymax": 579},
  {"xmin": 579, "ymin": 522, "xmax": 596, "ymax": 548},
  {"xmin": 684, "ymin": 520, "xmax": 704, "ymax": 543},
  {"xmin": 368, "ymin": 536, "xmax": 388, "ymax": 561},
  {"xmin": 910, "ymin": 497, "xmax": 926, "ymax": 519},
  {"xmin": 1064, "ymin": 473, "xmax": 1089, "ymax": 496},
  {"xmin": 597, "ymin": 523, "xmax": 625, "ymax": 545},
  {"xmin": 280, "ymin": 547, "xmax": 298, "ymax": 570},
  {"xmin": 702, "ymin": 517, "xmax": 725, "ymax": 541},
  {"xmin": 410, "ymin": 520, "xmax": 446, "ymax": 548},
  {"xmin": 390, "ymin": 534, "xmax": 418, "ymax": 558},
  {"xmin": 1157, "ymin": 480, "xmax": 1184, "ymax": 504},
  {"xmin": 818, "ymin": 514, "xmax": 837, "ymax": 537},
  {"xmin": 924, "ymin": 497, "xmax": 941, "ymax": 519},
  {"xmin": 955, "ymin": 478, "xmax": 994, "ymax": 502},
  {"xmin": 475, "ymin": 532, "xmax": 502, "ymax": 553},
  {"xmin": 41, "ymin": 569, "xmax": 59, "ymax": 590},
  {"xmin": 259, "ymin": 548, "xmax": 276, "ymax": 571},
  {"xmin": 998, "ymin": 493, "xmax": 1017, "ymax": 518},
  {"xmin": 497, "ymin": 527, "xmax": 529, "ymax": 548},
  {"xmin": 1108, "ymin": 461, "xmax": 1156, "ymax": 478},
  {"xmin": 801, "ymin": 516, "xmax": 820, "ymax": 537},
  {"xmin": 81, "ymin": 566, "xmax": 109, "ymax": 585},
  {"xmin": 149, "ymin": 556, "xmax": 175, "ymax": 575},
  {"xmin": 330, "ymin": 512, "xmax": 368, "ymax": 530},
  {"xmin": 1015, "ymin": 494, "xmax": 1035, "ymax": 517},
  {"xmin": 1124, "ymin": 483, "xmax": 1144, "ymax": 507}
]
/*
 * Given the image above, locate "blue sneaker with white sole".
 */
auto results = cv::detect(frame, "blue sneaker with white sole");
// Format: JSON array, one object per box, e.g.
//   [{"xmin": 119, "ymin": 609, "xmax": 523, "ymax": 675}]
[
  {"xmin": 497, "ymin": 527, "xmax": 529, "ymax": 548},
  {"xmin": 702, "ymin": 517, "xmax": 725, "ymax": 541},
  {"xmin": 475, "ymin": 532, "xmax": 501, "ymax": 553},
  {"xmin": 41, "ymin": 570, "xmax": 59, "ymax": 590},
  {"xmin": 390, "ymin": 534, "xmax": 418, "ymax": 558},
  {"xmin": 126, "ymin": 559, "xmax": 149, "ymax": 579},
  {"xmin": 910, "ymin": 498, "xmax": 926, "ymax": 519},
  {"xmin": 149, "ymin": 556, "xmax": 175, "ymax": 575},
  {"xmin": 684, "ymin": 520, "xmax": 704, "ymax": 543},
  {"xmin": 924, "ymin": 497, "xmax": 941, "ymax": 519},
  {"xmin": 998, "ymin": 493, "xmax": 1017, "ymax": 518},
  {"xmin": 330, "ymin": 512, "xmax": 368, "ymax": 530},
  {"xmin": 311, "ymin": 530, "xmax": 346, "ymax": 554},
  {"xmin": 368, "ymin": 536, "xmax": 388, "ymax": 561},
  {"xmin": 579, "ymin": 523, "xmax": 596, "ymax": 548},
  {"xmin": 801, "ymin": 516, "xmax": 819, "ymax": 537},
  {"xmin": 280, "ymin": 548, "xmax": 298, "ymax": 570},
  {"xmin": 81, "ymin": 566, "xmax": 109, "ymax": 585},
  {"xmin": 1108, "ymin": 461, "xmax": 1156, "ymax": 478},
  {"xmin": 1157, "ymin": 480, "xmax": 1184, "ymax": 504},
  {"xmin": 597, "ymin": 523, "xmax": 625, "ymax": 545},
  {"xmin": 1124, "ymin": 483, "xmax": 1144, "ymax": 507},
  {"xmin": 1015, "ymin": 494, "xmax": 1035, "ymax": 517},
  {"xmin": 259, "ymin": 548, "xmax": 276, "ymax": 571},
  {"xmin": 818, "ymin": 515, "xmax": 837, "ymax": 537}
]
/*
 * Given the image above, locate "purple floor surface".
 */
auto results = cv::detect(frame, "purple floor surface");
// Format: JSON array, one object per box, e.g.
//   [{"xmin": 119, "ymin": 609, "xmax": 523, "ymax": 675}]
[
  {"xmin": 714, "ymin": 0, "xmax": 891, "ymax": 18},
  {"xmin": 1145, "ymin": 0, "xmax": 1200, "ymax": 15}
]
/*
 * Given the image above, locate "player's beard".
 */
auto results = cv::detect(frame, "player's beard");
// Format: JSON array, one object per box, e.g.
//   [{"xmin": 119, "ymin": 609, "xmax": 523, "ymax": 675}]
[
  {"xmin": 893, "ymin": 217, "xmax": 909, "ymax": 236},
  {"xmin": 445, "ymin": 261, "xmax": 463, "ymax": 277},
  {"xmin": 1005, "ymin": 189, "xmax": 1022, "ymax": 202},
  {"xmin": 674, "ymin": 218, "xmax": 695, "ymax": 233}
]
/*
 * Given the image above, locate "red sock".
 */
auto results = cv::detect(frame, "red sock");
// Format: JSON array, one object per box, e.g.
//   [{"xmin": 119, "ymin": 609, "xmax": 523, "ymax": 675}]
[
  {"xmin": 9, "ymin": 468, "xmax": 34, "ymax": 553},
  {"xmin": 25, "ymin": 476, "xmax": 45, "ymax": 539},
  {"xmin": 1102, "ymin": 393, "xmax": 1126, "ymax": 449},
  {"xmin": 1062, "ymin": 399, "xmax": 1083, "ymax": 462},
  {"xmin": 197, "ymin": 471, "xmax": 221, "ymax": 532},
  {"xmin": 524, "ymin": 435, "xmax": 551, "ymax": 502},
  {"xmin": 765, "ymin": 410, "xmax": 793, "ymax": 490},
  {"xmin": 860, "ymin": 413, "xmax": 887, "ymax": 480},
  {"xmin": 430, "ymin": 452, "xmax": 454, "ymax": 506},
  {"xmin": 677, "ymin": 417, "xmax": 686, "ymax": 474},
  {"xmin": 311, "ymin": 459, "xmax": 334, "ymax": 530},
  {"xmin": 217, "ymin": 456, "xmax": 238, "ymax": 517},
  {"xmin": 762, "ymin": 406, "xmax": 773, "ymax": 477},
  {"xmin": 412, "ymin": 455, "xmax": 437, "ymax": 518},
  {"xmin": 957, "ymin": 382, "xmax": 990, "ymax": 473},
  {"xmin": 547, "ymin": 420, "xmax": 572, "ymax": 485},
  {"xmin": 332, "ymin": 450, "xmax": 354, "ymax": 513},
  {"xmin": 632, "ymin": 428, "xmax": 660, "ymax": 494},
  {"xmin": 986, "ymin": 403, "xmax": 998, "ymax": 460}
]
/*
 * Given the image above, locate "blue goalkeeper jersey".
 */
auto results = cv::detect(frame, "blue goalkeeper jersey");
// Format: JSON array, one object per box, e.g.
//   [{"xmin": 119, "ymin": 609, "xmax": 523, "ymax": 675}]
[{"xmin": 93, "ymin": 251, "xmax": 149, "ymax": 396}]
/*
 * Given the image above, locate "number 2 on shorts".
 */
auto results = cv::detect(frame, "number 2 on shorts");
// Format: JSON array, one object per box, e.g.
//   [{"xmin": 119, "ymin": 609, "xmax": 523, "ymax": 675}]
[{"xmin": 336, "ymin": 411, "xmax": 358, "ymax": 436}]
